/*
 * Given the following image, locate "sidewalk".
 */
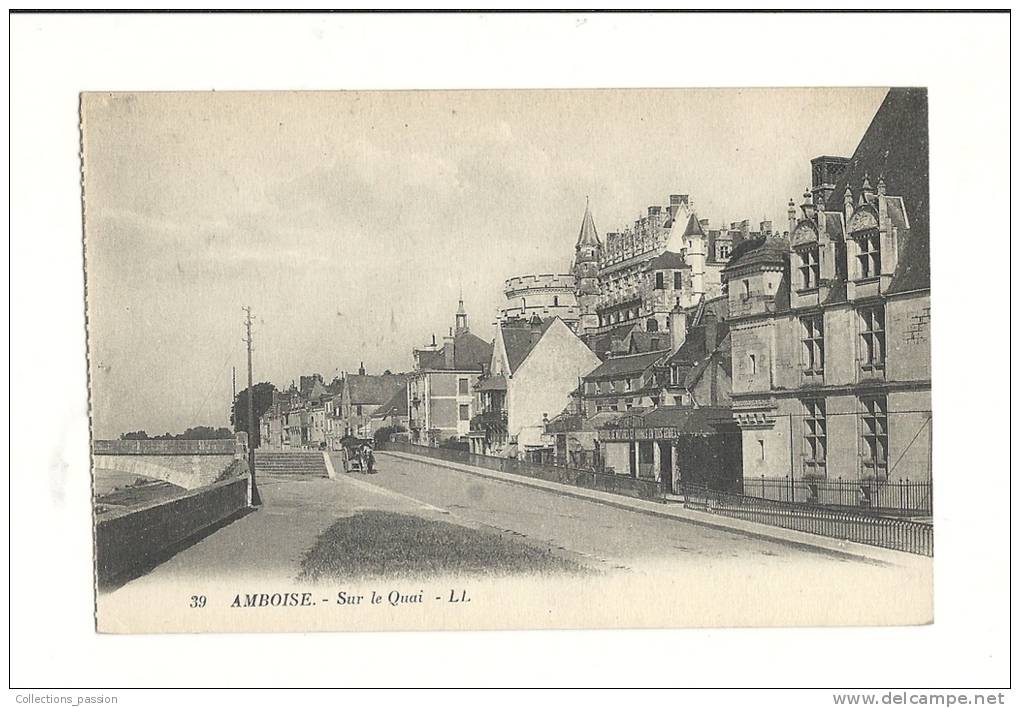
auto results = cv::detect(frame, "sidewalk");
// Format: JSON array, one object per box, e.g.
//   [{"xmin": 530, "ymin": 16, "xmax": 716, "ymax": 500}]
[{"xmin": 379, "ymin": 450, "xmax": 931, "ymax": 569}]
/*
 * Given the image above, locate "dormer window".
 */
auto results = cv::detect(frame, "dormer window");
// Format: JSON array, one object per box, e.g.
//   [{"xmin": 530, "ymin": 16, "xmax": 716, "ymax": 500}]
[
  {"xmin": 797, "ymin": 245, "xmax": 820, "ymax": 290},
  {"xmin": 856, "ymin": 231, "xmax": 881, "ymax": 279}
]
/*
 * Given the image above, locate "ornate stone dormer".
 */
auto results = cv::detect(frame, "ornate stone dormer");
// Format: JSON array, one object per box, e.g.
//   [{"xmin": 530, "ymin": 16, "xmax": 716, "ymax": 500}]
[
  {"xmin": 845, "ymin": 174, "xmax": 906, "ymax": 301},
  {"xmin": 788, "ymin": 190, "xmax": 841, "ymax": 310}
]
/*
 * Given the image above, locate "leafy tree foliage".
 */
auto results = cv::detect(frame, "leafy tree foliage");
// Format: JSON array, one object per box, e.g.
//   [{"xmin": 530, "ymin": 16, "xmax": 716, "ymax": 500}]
[{"xmin": 230, "ymin": 382, "xmax": 277, "ymax": 448}]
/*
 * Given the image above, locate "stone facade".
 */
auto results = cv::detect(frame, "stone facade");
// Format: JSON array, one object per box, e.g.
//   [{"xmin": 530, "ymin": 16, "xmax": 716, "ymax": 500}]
[
  {"xmin": 499, "ymin": 273, "xmax": 580, "ymax": 329},
  {"xmin": 725, "ymin": 89, "xmax": 931, "ymax": 488}
]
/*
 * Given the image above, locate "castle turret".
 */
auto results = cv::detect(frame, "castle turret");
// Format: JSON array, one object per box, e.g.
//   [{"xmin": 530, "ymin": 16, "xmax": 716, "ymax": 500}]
[{"xmin": 572, "ymin": 197, "xmax": 602, "ymax": 334}]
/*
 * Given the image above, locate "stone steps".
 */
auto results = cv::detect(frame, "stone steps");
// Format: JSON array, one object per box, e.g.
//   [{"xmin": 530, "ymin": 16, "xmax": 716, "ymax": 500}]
[{"xmin": 254, "ymin": 451, "xmax": 328, "ymax": 476}]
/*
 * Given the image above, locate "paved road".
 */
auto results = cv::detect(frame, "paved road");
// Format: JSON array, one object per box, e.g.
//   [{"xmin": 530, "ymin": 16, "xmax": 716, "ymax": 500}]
[
  {"xmin": 99, "ymin": 453, "xmax": 931, "ymax": 632},
  {"xmin": 348, "ymin": 452, "xmax": 864, "ymax": 573},
  {"xmin": 108, "ymin": 452, "xmax": 869, "ymax": 593}
]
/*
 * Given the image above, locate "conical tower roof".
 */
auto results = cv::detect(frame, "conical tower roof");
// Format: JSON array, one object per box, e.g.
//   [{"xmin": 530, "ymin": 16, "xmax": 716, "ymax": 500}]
[
  {"xmin": 682, "ymin": 212, "xmax": 707, "ymax": 238},
  {"xmin": 575, "ymin": 198, "xmax": 601, "ymax": 248}
]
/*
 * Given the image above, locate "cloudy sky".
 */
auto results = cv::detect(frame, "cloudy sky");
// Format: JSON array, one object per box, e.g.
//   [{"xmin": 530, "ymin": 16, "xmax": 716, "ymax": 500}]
[{"xmin": 83, "ymin": 88, "xmax": 887, "ymax": 438}]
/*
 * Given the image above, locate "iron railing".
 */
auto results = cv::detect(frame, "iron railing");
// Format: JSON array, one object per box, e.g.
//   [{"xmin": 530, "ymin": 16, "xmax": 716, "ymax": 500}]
[
  {"xmin": 378, "ymin": 441, "xmax": 665, "ymax": 501},
  {"xmin": 682, "ymin": 484, "xmax": 933, "ymax": 556},
  {"xmin": 738, "ymin": 476, "xmax": 932, "ymax": 515}
]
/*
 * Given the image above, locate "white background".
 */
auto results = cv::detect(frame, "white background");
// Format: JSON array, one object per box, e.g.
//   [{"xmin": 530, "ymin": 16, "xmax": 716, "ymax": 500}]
[{"xmin": 5, "ymin": 10, "xmax": 1014, "ymax": 696}]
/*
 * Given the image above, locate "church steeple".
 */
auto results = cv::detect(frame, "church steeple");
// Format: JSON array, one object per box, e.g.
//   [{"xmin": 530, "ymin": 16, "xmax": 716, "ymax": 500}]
[{"xmin": 454, "ymin": 291, "xmax": 469, "ymax": 335}]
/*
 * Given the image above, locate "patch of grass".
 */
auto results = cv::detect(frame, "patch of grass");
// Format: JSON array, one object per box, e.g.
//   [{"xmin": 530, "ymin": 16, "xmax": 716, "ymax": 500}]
[{"xmin": 300, "ymin": 511, "xmax": 588, "ymax": 581}]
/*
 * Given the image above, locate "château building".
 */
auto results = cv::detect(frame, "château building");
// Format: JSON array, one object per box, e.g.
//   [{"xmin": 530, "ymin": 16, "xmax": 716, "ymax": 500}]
[{"xmin": 724, "ymin": 87, "xmax": 931, "ymax": 506}]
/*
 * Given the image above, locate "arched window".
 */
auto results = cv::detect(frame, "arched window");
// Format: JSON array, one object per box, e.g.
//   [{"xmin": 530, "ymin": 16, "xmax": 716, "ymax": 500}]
[{"xmin": 646, "ymin": 319, "xmax": 658, "ymax": 332}]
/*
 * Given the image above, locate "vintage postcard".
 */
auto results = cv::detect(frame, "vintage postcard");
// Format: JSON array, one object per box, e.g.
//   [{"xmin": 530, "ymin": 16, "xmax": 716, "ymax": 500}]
[{"xmin": 83, "ymin": 88, "xmax": 933, "ymax": 633}]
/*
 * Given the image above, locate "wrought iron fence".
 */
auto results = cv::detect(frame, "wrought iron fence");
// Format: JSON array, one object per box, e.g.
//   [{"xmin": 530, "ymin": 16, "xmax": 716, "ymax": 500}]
[
  {"xmin": 738, "ymin": 476, "xmax": 932, "ymax": 515},
  {"xmin": 682, "ymin": 483, "xmax": 933, "ymax": 556},
  {"xmin": 377, "ymin": 441, "xmax": 664, "ymax": 501}
]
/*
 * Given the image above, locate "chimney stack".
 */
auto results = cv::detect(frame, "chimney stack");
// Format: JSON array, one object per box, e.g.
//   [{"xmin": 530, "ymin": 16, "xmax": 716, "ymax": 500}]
[
  {"xmin": 443, "ymin": 329, "xmax": 455, "ymax": 369},
  {"xmin": 703, "ymin": 312, "xmax": 719, "ymax": 353},
  {"xmin": 669, "ymin": 306, "xmax": 688, "ymax": 354}
]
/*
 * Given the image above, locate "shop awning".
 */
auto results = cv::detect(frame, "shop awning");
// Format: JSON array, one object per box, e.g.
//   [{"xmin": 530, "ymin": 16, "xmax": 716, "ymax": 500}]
[{"xmin": 597, "ymin": 406, "xmax": 738, "ymax": 441}]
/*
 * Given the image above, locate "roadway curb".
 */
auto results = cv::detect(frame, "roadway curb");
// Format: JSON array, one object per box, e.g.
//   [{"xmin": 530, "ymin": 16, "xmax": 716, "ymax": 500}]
[{"xmin": 378, "ymin": 451, "xmax": 929, "ymax": 569}]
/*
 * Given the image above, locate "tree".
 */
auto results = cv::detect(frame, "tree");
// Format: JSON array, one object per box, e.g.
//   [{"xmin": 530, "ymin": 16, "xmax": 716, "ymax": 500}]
[
  {"xmin": 230, "ymin": 382, "xmax": 277, "ymax": 448},
  {"xmin": 179, "ymin": 426, "xmax": 234, "ymax": 440},
  {"xmin": 120, "ymin": 430, "xmax": 149, "ymax": 440},
  {"xmin": 373, "ymin": 424, "xmax": 407, "ymax": 444}
]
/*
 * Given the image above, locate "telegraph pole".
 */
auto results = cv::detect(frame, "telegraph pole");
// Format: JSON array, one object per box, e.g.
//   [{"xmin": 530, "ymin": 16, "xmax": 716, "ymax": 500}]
[{"xmin": 244, "ymin": 306, "xmax": 262, "ymax": 506}]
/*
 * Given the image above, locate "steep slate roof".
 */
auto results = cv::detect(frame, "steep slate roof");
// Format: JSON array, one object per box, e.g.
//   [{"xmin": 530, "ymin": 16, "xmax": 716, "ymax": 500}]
[
  {"xmin": 575, "ymin": 200, "xmax": 601, "ymax": 248},
  {"xmin": 306, "ymin": 378, "xmax": 330, "ymax": 402},
  {"xmin": 418, "ymin": 332, "xmax": 493, "ymax": 371},
  {"xmin": 682, "ymin": 213, "xmax": 707, "ymax": 237},
  {"xmin": 584, "ymin": 349, "xmax": 669, "ymax": 380},
  {"xmin": 371, "ymin": 385, "xmax": 409, "ymax": 419},
  {"xmin": 627, "ymin": 330, "xmax": 670, "ymax": 354},
  {"xmin": 584, "ymin": 322, "xmax": 638, "ymax": 362},
  {"xmin": 646, "ymin": 249, "xmax": 690, "ymax": 271},
  {"xmin": 347, "ymin": 374, "xmax": 408, "ymax": 405},
  {"xmin": 722, "ymin": 235, "xmax": 790, "ymax": 272},
  {"xmin": 500, "ymin": 318, "xmax": 557, "ymax": 375},
  {"xmin": 822, "ymin": 87, "xmax": 929, "ymax": 294}
]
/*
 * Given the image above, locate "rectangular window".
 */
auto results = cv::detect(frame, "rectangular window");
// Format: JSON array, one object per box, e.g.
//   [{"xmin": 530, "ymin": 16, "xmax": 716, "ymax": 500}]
[
  {"xmin": 860, "ymin": 396, "xmax": 888, "ymax": 479},
  {"xmin": 655, "ymin": 272, "xmax": 665, "ymax": 290},
  {"xmin": 459, "ymin": 404, "xmax": 470, "ymax": 422},
  {"xmin": 458, "ymin": 378, "xmax": 469, "ymax": 396},
  {"xmin": 859, "ymin": 306, "xmax": 886, "ymax": 370},
  {"xmin": 802, "ymin": 399, "xmax": 826, "ymax": 477},
  {"xmin": 797, "ymin": 246, "xmax": 820, "ymax": 290},
  {"xmin": 856, "ymin": 232, "xmax": 881, "ymax": 279},
  {"xmin": 356, "ymin": 405, "xmax": 362, "ymax": 417},
  {"xmin": 673, "ymin": 271, "xmax": 682, "ymax": 290},
  {"xmin": 801, "ymin": 315, "xmax": 824, "ymax": 374}
]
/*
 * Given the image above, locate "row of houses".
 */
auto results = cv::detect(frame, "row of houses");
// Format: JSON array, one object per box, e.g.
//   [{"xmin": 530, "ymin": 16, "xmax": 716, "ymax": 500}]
[
  {"xmin": 404, "ymin": 87, "xmax": 931, "ymax": 500},
  {"xmin": 259, "ymin": 366, "xmax": 410, "ymax": 450},
  {"xmin": 260, "ymin": 88, "xmax": 931, "ymax": 504}
]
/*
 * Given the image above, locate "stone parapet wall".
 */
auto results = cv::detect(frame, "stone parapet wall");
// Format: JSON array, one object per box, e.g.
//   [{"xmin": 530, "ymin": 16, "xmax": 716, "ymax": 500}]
[{"xmin": 95, "ymin": 476, "xmax": 250, "ymax": 586}]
